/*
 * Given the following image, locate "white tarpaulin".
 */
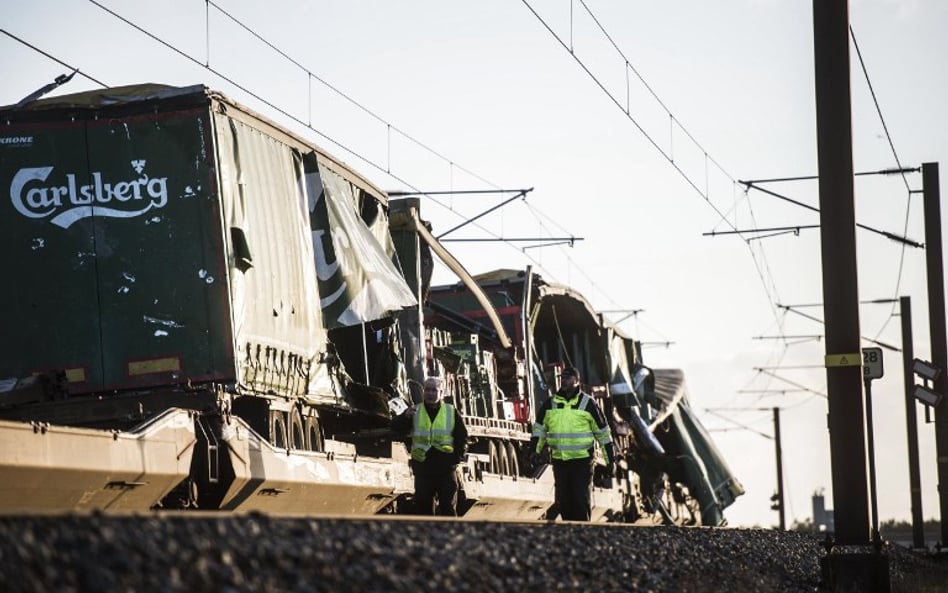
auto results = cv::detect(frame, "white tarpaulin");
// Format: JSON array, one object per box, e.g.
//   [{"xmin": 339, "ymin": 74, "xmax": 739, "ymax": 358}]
[{"xmin": 305, "ymin": 155, "xmax": 416, "ymax": 328}]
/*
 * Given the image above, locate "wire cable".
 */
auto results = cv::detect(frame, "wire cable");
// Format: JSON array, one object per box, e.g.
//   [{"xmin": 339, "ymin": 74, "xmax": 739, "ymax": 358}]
[
  {"xmin": 850, "ymin": 25, "xmax": 915, "ymax": 340},
  {"xmin": 79, "ymin": 0, "xmax": 585, "ymax": 285},
  {"xmin": 0, "ymin": 29, "xmax": 109, "ymax": 88}
]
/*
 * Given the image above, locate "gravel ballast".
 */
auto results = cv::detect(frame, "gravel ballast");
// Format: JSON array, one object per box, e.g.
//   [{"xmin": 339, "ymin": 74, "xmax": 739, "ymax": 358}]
[{"xmin": 0, "ymin": 515, "xmax": 944, "ymax": 592}]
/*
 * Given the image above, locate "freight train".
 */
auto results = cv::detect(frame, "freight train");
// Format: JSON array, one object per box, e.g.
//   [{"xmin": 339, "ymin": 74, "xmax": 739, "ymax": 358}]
[{"xmin": 0, "ymin": 83, "xmax": 743, "ymax": 523}]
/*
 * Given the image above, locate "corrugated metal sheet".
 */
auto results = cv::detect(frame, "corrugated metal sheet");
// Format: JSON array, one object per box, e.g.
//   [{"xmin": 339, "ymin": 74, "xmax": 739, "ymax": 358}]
[{"xmin": 214, "ymin": 109, "xmax": 326, "ymax": 397}]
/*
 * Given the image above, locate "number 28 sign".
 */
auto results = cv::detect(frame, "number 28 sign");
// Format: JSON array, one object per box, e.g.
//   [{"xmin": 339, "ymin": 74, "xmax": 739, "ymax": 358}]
[{"xmin": 863, "ymin": 347, "xmax": 883, "ymax": 380}]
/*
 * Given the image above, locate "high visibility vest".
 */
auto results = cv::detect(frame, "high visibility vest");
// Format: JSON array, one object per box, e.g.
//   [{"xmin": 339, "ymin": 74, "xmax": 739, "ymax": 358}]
[
  {"xmin": 411, "ymin": 403, "xmax": 456, "ymax": 462},
  {"xmin": 536, "ymin": 393, "xmax": 612, "ymax": 461}
]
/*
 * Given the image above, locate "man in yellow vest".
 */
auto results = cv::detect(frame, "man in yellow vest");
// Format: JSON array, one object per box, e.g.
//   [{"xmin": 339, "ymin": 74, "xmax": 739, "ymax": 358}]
[
  {"xmin": 530, "ymin": 366, "xmax": 615, "ymax": 521},
  {"xmin": 403, "ymin": 376, "xmax": 468, "ymax": 515}
]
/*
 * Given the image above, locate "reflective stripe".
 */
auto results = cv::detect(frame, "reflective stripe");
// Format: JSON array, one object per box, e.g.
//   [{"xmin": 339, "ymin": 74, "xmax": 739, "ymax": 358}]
[
  {"xmin": 549, "ymin": 431, "xmax": 595, "ymax": 439},
  {"xmin": 578, "ymin": 394, "xmax": 591, "ymax": 411},
  {"xmin": 531, "ymin": 423, "xmax": 547, "ymax": 438},
  {"xmin": 594, "ymin": 425, "xmax": 612, "ymax": 445},
  {"xmin": 412, "ymin": 429, "xmax": 452, "ymax": 437}
]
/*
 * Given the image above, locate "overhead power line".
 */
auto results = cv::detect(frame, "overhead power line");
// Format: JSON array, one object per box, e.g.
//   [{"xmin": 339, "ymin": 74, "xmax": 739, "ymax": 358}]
[
  {"xmin": 77, "ymin": 0, "xmax": 618, "ymax": 288},
  {"xmin": 849, "ymin": 25, "xmax": 916, "ymax": 341},
  {"xmin": 519, "ymin": 0, "xmax": 797, "ymax": 365},
  {"xmin": 6, "ymin": 2, "xmax": 648, "ymax": 328},
  {"xmin": 519, "ymin": 0, "xmax": 800, "ymax": 395},
  {"xmin": 519, "ymin": 0, "xmax": 738, "ymax": 227},
  {"xmin": 193, "ymin": 0, "xmax": 633, "ymax": 312},
  {"xmin": 0, "ymin": 29, "xmax": 108, "ymax": 88},
  {"xmin": 738, "ymin": 180, "xmax": 922, "ymax": 248}
]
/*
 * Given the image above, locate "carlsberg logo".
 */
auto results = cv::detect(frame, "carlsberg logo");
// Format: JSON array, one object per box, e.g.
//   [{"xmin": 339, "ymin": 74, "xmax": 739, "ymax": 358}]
[{"xmin": 9, "ymin": 160, "xmax": 169, "ymax": 228}]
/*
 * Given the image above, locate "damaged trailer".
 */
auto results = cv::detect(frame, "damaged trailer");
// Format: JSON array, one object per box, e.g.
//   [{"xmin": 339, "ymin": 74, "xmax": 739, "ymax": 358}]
[
  {"xmin": 0, "ymin": 83, "xmax": 555, "ymax": 516},
  {"xmin": 0, "ymin": 82, "xmax": 741, "ymax": 523},
  {"xmin": 0, "ymin": 83, "xmax": 421, "ymax": 513},
  {"xmin": 424, "ymin": 269, "xmax": 745, "ymax": 525}
]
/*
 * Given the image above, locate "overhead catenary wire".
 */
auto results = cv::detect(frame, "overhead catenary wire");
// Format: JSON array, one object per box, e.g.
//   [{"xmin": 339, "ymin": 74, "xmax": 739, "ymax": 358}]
[
  {"xmin": 737, "ymin": 181, "xmax": 922, "ymax": 248},
  {"xmin": 850, "ymin": 25, "xmax": 916, "ymax": 341},
  {"xmin": 204, "ymin": 0, "xmax": 500, "ymax": 193},
  {"xmin": 9, "ymin": 5, "xmax": 919, "ymax": 404},
  {"xmin": 519, "ymin": 0, "xmax": 739, "ymax": 225},
  {"xmin": 849, "ymin": 27, "xmax": 912, "ymax": 196},
  {"xmin": 0, "ymin": 29, "xmax": 108, "ymax": 89},
  {"xmin": 703, "ymin": 409, "xmax": 773, "ymax": 440},
  {"xmin": 2, "ymin": 6, "xmax": 596, "ymax": 323},
  {"xmin": 4, "ymin": 2, "xmax": 652, "ymax": 348},
  {"xmin": 520, "ymin": 0, "xmax": 819, "ymax": 403},
  {"xmin": 97, "ymin": 0, "xmax": 645, "ymax": 321},
  {"xmin": 74, "ymin": 0, "xmax": 604, "ymax": 298},
  {"xmin": 519, "ymin": 0, "xmax": 789, "ymax": 358},
  {"xmin": 521, "ymin": 1, "xmax": 924, "ymax": 401}
]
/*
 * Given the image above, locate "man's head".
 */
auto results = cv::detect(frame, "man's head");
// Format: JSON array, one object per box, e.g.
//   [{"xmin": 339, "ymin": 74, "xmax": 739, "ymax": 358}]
[
  {"xmin": 560, "ymin": 366, "xmax": 581, "ymax": 394},
  {"xmin": 422, "ymin": 377, "xmax": 443, "ymax": 405}
]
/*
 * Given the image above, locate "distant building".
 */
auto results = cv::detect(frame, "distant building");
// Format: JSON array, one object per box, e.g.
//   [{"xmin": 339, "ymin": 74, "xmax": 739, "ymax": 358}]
[{"xmin": 813, "ymin": 490, "xmax": 834, "ymax": 532}]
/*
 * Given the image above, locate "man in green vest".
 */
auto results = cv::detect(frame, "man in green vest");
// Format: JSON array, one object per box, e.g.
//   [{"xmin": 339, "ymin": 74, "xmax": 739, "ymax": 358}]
[
  {"xmin": 530, "ymin": 366, "xmax": 615, "ymax": 521},
  {"xmin": 399, "ymin": 376, "xmax": 468, "ymax": 515}
]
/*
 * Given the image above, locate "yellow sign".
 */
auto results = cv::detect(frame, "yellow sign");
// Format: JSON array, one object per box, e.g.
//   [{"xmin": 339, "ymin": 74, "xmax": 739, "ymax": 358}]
[
  {"xmin": 825, "ymin": 353, "xmax": 862, "ymax": 367},
  {"xmin": 64, "ymin": 367, "xmax": 86, "ymax": 383},
  {"xmin": 128, "ymin": 356, "xmax": 181, "ymax": 376}
]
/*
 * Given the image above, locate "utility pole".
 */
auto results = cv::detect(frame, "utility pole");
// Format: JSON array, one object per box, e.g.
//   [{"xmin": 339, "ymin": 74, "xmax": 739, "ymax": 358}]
[
  {"xmin": 863, "ymin": 355, "xmax": 881, "ymax": 544},
  {"xmin": 772, "ymin": 407, "xmax": 786, "ymax": 531},
  {"xmin": 922, "ymin": 161, "xmax": 948, "ymax": 545},
  {"xmin": 900, "ymin": 296, "xmax": 925, "ymax": 548},
  {"xmin": 812, "ymin": 0, "xmax": 870, "ymax": 545}
]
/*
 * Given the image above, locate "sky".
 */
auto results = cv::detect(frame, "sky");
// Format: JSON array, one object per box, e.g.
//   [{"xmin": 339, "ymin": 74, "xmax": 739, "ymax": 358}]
[{"xmin": 3, "ymin": 0, "xmax": 948, "ymax": 529}]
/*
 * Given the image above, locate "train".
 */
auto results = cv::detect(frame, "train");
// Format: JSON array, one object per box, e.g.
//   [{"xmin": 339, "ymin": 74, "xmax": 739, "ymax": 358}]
[{"xmin": 0, "ymin": 83, "xmax": 743, "ymax": 523}]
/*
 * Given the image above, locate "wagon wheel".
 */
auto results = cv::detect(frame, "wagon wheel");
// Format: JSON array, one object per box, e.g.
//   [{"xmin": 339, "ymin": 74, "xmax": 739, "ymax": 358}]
[
  {"xmin": 305, "ymin": 415, "xmax": 324, "ymax": 452},
  {"xmin": 496, "ymin": 441, "xmax": 510, "ymax": 476},
  {"xmin": 288, "ymin": 408, "xmax": 305, "ymax": 450},
  {"xmin": 488, "ymin": 441, "xmax": 500, "ymax": 474},
  {"xmin": 505, "ymin": 441, "xmax": 520, "ymax": 477},
  {"xmin": 269, "ymin": 410, "xmax": 288, "ymax": 448}
]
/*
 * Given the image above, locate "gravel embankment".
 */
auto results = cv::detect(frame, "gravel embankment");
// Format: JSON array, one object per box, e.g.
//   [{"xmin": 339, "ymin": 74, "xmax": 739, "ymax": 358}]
[{"xmin": 0, "ymin": 515, "xmax": 944, "ymax": 592}]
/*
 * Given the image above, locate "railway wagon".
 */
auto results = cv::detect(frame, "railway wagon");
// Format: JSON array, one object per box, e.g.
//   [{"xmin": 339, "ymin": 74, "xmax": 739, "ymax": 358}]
[
  {"xmin": 0, "ymin": 83, "xmax": 740, "ymax": 523},
  {"xmin": 422, "ymin": 269, "xmax": 745, "ymax": 525}
]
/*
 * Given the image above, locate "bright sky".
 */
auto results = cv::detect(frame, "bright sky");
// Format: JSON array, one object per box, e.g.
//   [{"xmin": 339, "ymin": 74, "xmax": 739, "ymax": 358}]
[{"xmin": 4, "ymin": 0, "xmax": 947, "ymax": 529}]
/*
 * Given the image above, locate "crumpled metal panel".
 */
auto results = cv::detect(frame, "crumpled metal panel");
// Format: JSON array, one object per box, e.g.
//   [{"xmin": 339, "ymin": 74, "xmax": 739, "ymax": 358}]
[
  {"xmin": 307, "ymin": 157, "xmax": 416, "ymax": 329},
  {"xmin": 214, "ymin": 112, "xmax": 326, "ymax": 397},
  {"xmin": 649, "ymin": 369, "xmax": 746, "ymax": 524},
  {"xmin": 4, "ymin": 83, "xmax": 208, "ymax": 112}
]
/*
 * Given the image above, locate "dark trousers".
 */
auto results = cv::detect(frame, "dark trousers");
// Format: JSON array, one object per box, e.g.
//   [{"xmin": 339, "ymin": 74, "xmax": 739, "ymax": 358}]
[
  {"xmin": 552, "ymin": 458, "xmax": 593, "ymax": 521},
  {"xmin": 414, "ymin": 470, "xmax": 459, "ymax": 516}
]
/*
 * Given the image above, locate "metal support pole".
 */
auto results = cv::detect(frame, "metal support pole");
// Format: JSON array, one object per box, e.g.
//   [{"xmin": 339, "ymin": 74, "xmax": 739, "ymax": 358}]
[
  {"xmin": 864, "ymin": 378, "xmax": 880, "ymax": 543},
  {"xmin": 900, "ymin": 296, "xmax": 925, "ymax": 548},
  {"xmin": 774, "ymin": 407, "xmax": 786, "ymax": 531},
  {"xmin": 812, "ymin": 0, "xmax": 870, "ymax": 545},
  {"xmin": 523, "ymin": 265, "xmax": 536, "ymax": 420},
  {"xmin": 922, "ymin": 162, "xmax": 948, "ymax": 545}
]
